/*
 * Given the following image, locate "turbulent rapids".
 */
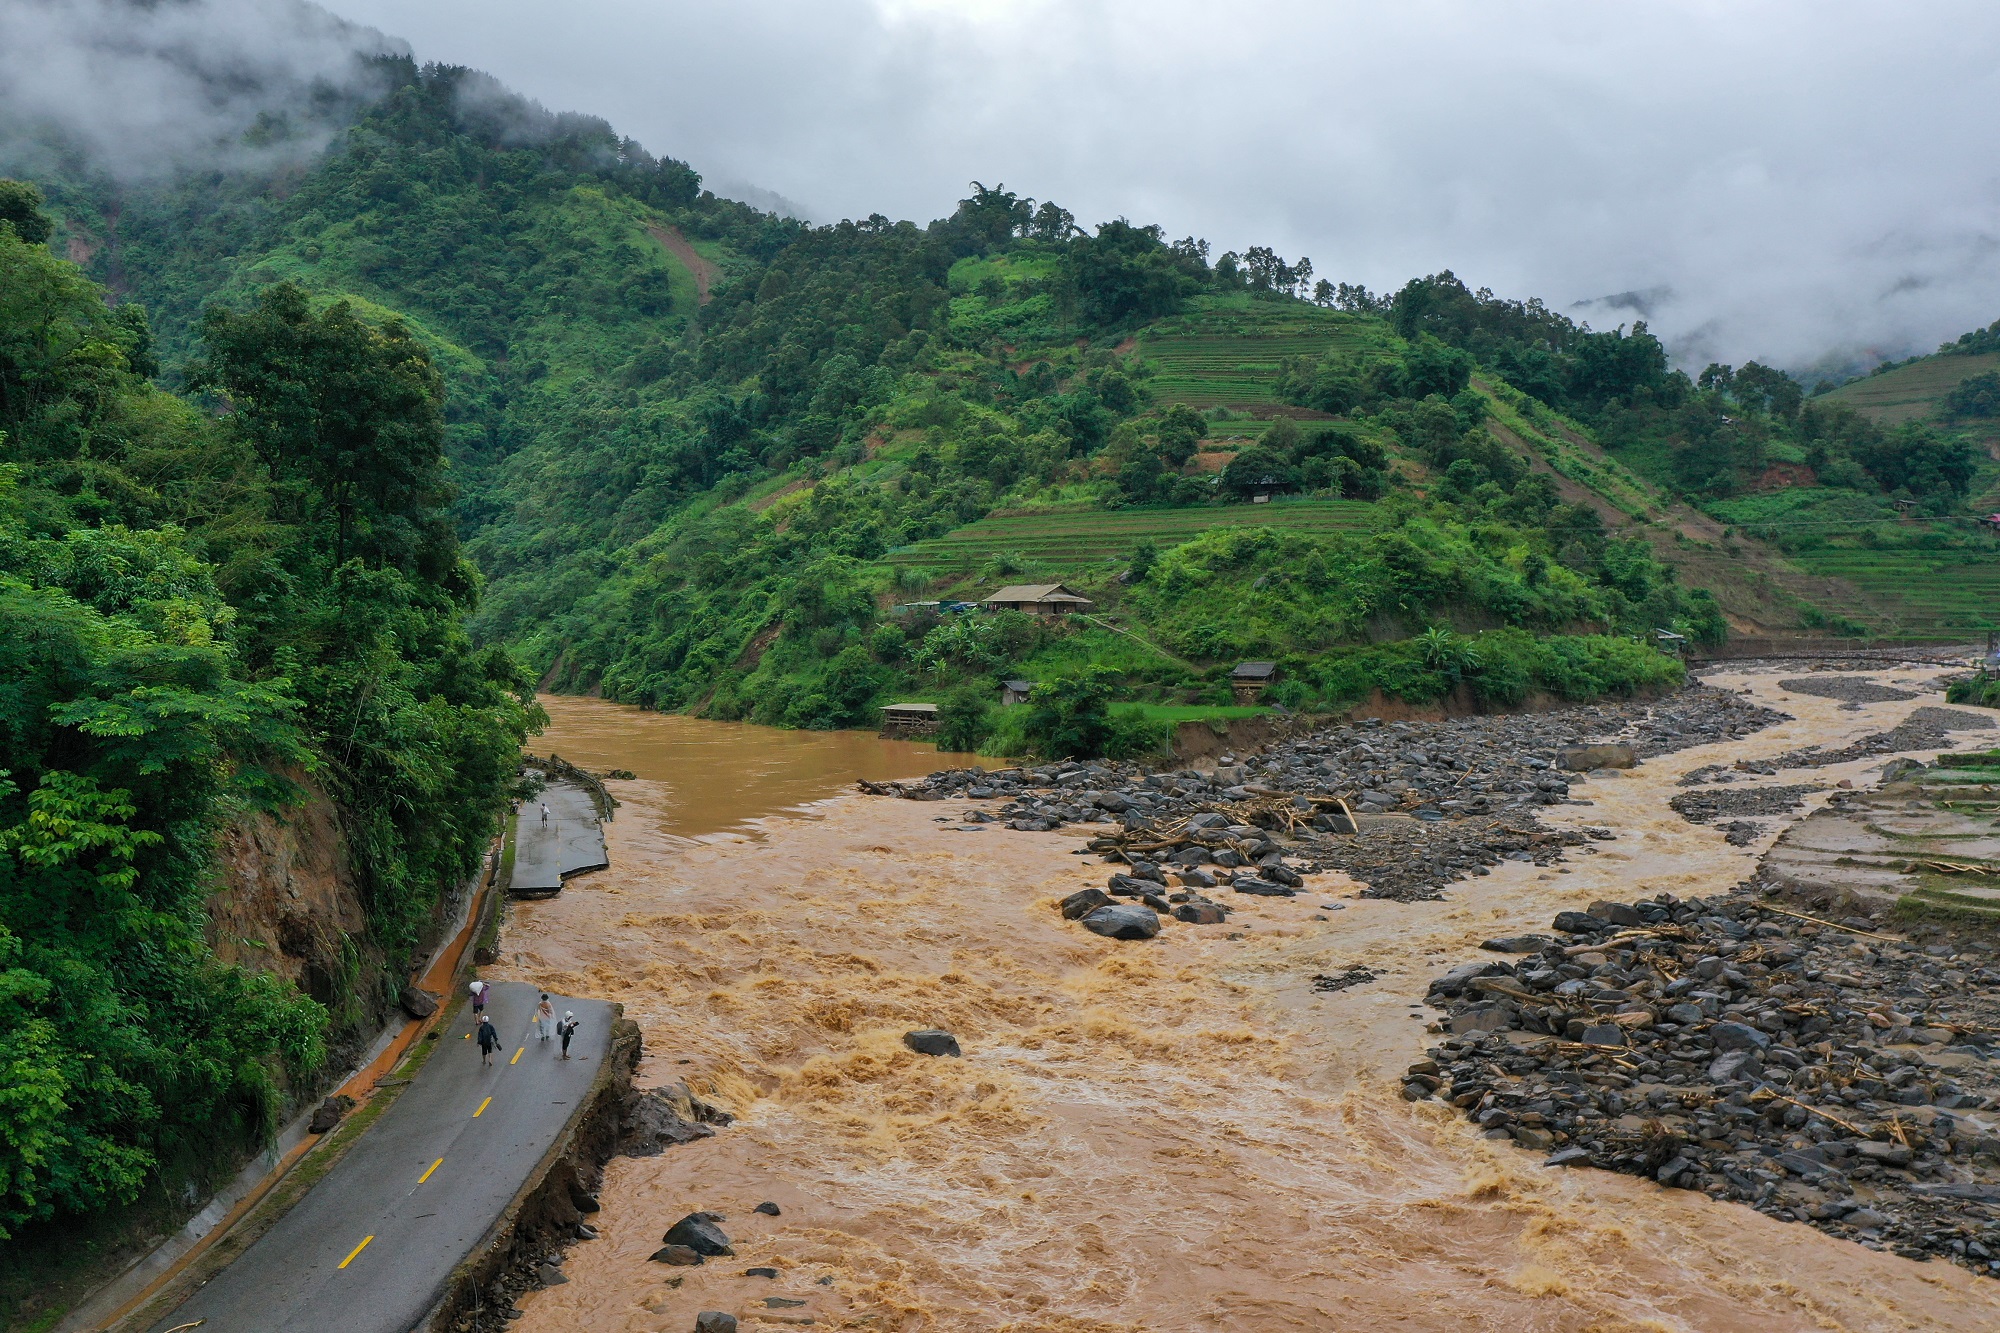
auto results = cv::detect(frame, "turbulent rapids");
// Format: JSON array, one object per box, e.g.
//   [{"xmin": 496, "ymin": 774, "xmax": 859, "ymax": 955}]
[{"xmin": 488, "ymin": 677, "xmax": 2000, "ymax": 1332}]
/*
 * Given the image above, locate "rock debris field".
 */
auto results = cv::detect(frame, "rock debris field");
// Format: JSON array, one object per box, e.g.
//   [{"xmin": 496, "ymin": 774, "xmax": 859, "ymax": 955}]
[
  {"xmin": 865, "ymin": 669, "xmax": 2000, "ymax": 1286},
  {"xmin": 1415, "ymin": 893, "xmax": 2000, "ymax": 1278},
  {"xmin": 868, "ymin": 685, "xmax": 1787, "ymax": 902}
]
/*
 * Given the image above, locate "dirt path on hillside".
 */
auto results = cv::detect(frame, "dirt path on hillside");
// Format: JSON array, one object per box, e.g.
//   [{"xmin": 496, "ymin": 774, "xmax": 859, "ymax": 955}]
[
  {"xmin": 647, "ymin": 223, "xmax": 719, "ymax": 305},
  {"xmin": 491, "ymin": 671, "xmax": 2000, "ymax": 1331}
]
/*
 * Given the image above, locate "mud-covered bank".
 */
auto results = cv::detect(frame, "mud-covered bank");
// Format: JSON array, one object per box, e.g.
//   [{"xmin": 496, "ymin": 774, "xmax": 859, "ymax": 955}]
[{"xmin": 488, "ymin": 675, "xmax": 2000, "ymax": 1331}]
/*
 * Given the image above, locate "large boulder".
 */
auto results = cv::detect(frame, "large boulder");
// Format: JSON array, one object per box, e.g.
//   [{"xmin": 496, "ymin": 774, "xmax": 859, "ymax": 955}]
[
  {"xmin": 903, "ymin": 1029, "xmax": 962, "ymax": 1057},
  {"xmin": 398, "ymin": 986, "xmax": 439, "ymax": 1020},
  {"xmin": 662, "ymin": 1212, "xmax": 733, "ymax": 1256},
  {"xmin": 308, "ymin": 1095, "xmax": 355, "ymax": 1134},
  {"xmin": 1556, "ymin": 743, "xmax": 1637, "ymax": 772},
  {"xmin": 1080, "ymin": 904, "xmax": 1162, "ymax": 940},
  {"xmin": 694, "ymin": 1314, "xmax": 739, "ymax": 1333}
]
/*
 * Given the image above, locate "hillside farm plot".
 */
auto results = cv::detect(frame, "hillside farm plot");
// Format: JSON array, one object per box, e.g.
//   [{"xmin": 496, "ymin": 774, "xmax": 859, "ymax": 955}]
[
  {"xmin": 1789, "ymin": 547, "xmax": 2000, "ymax": 634},
  {"xmin": 1822, "ymin": 352, "xmax": 2000, "ymax": 425},
  {"xmin": 881, "ymin": 499, "xmax": 1378, "ymax": 574},
  {"xmin": 1137, "ymin": 304, "xmax": 1392, "ymax": 409}
]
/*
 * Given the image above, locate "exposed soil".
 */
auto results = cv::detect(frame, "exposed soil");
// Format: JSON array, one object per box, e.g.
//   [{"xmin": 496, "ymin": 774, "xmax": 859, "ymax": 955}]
[{"xmin": 646, "ymin": 223, "xmax": 719, "ymax": 305}]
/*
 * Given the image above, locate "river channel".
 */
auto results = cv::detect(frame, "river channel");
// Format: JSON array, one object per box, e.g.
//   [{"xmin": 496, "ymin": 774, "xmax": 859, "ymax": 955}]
[{"xmin": 493, "ymin": 679, "xmax": 2000, "ymax": 1331}]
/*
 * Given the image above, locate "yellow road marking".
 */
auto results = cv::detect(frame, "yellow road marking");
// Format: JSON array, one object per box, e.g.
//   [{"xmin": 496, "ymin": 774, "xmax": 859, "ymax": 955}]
[
  {"xmin": 417, "ymin": 1158, "xmax": 443, "ymax": 1184},
  {"xmin": 338, "ymin": 1235, "xmax": 374, "ymax": 1269},
  {"xmin": 474, "ymin": 1096, "xmax": 492, "ymax": 1118},
  {"xmin": 510, "ymin": 1047, "xmax": 524, "ymax": 1065}
]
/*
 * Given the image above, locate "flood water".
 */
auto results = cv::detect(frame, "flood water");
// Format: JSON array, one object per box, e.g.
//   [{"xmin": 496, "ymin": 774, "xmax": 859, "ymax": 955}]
[
  {"xmin": 492, "ymin": 676, "xmax": 2000, "ymax": 1332},
  {"xmin": 535, "ymin": 694, "xmax": 977, "ymax": 841}
]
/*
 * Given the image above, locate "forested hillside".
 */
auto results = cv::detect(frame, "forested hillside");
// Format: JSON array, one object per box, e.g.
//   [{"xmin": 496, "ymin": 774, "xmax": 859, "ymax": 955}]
[
  {"xmin": 0, "ymin": 179, "xmax": 530, "ymax": 1285},
  {"xmin": 15, "ymin": 56, "xmax": 2000, "ymax": 764}
]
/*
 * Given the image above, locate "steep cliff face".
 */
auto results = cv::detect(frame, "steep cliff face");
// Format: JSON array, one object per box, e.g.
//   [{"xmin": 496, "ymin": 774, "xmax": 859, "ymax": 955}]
[{"xmin": 206, "ymin": 776, "xmax": 388, "ymax": 1059}]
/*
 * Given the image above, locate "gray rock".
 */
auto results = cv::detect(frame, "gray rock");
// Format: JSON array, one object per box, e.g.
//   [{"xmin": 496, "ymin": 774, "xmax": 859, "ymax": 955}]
[
  {"xmin": 1059, "ymin": 888, "xmax": 1111, "ymax": 919},
  {"xmin": 537, "ymin": 1262, "xmax": 569, "ymax": 1285},
  {"xmin": 695, "ymin": 1314, "xmax": 739, "ymax": 1333},
  {"xmin": 1578, "ymin": 1024, "xmax": 1626, "ymax": 1047},
  {"xmin": 903, "ymin": 1029, "xmax": 961, "ymax": 1057},
  {"xmin": 1080, "ymin": 904, "xmax": 1163, "ymax": 940},
  {"xmin": 1175, "ymin": 902, "xmax": 1227, "ymax": 924},
  {"xmin": 753, "ymin": 1201, "xmax": 782, "ymax": 1216},
  {"xmin": 1232, "ymin": 878, "xmax": 1295, "ymax": 897},
  {"xmin": 1557, "ymin": 743, "xmax": 1637, "ymax": 771},
  {"xmin": 1708, "ymin": 1049, "xmax": 1764, "ymax": 1084},
  {"xmin": 398, "ymin": 986, "xmax": 439, "ymax": 1019},
  {"xmin": 1175, "ymin": 867, "xmax": 1218, "ymax": 888},
  {"xmin": 662, "ymin": 1213, "xmax": 733, "ymax": 1257},
  {"xmin": 308, "ymin": 1095, "xmax": 354, "ymax": 1134},
  {"xmin": 1710, "ymin": 1021, "xmax": 1772, "ymax": 1053},
  {"xmin": 650, "ymin": 1244, "xmax": 704, "ymax": 1265},
  {"xmin": 1480, "ymin": 935, "xmax": 1551, "ymax": 954}
]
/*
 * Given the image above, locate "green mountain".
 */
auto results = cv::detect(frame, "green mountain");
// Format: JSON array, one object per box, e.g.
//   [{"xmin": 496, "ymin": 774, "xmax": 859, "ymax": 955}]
[{"xmin": 19, "ymin": 52, "xmax": 2000, "ymax": 735}]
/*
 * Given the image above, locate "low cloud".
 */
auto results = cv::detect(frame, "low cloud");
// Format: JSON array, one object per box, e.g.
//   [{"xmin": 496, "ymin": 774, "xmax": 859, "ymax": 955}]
[
  {"xmin": 0, "ymin": 0, "xmax": 404, "ymax": 180},
  {"xmin": 13, "ymin": 0, "xmax": 2000, "ymax": 373}
]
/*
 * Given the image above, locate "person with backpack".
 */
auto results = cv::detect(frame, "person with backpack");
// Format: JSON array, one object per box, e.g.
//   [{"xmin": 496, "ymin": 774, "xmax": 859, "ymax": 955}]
[
  {"xmin": 556, "ymin": 1011, "xmax": 579, "ymax": 1060},
  {"xmin": 477, "ymin": 1014, "xmax": 500, "ymax": 1066},
  {"xmin": 535, "ymin": 994, "xmax": 556, "ymax": 1042}
]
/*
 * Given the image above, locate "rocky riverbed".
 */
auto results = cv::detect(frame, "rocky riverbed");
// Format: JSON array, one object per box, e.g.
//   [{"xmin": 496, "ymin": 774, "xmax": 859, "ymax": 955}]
[
  {"xmin": 870, "ymin": 685, "xmax": 1787, "ymax": 900},
  {"xmin": 1413, "ymin": 892, "xmax": 2000, "ymax": 1277}
]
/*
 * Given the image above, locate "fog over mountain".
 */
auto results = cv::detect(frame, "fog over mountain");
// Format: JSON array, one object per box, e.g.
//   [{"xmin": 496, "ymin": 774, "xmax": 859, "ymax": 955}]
[{"xmin": 11, "ymin": 0, "xmax": 2000, "ymax": 374}]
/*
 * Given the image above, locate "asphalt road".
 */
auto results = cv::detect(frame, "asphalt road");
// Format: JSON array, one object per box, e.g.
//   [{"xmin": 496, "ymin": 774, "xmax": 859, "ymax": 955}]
[
  {"xmin": 510, "ymin": 782, "xmax": 607, "ymax": 895},
  {"xmin": 151, "ymin": 983, "xmax": 612, "ymax": 1333}
]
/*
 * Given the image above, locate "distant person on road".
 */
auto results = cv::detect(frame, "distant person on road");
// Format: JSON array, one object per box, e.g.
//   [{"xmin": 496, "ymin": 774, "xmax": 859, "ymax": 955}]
[
  {"xmin": 557, "ymin": 1011, "xmax": 579, "ymax": 1060},
  {"xmin": 477, "ymin": 1015, "xmax": 500, "ymax": 1066},
  {"xmin": 540, "ymin": 801, "xmax": 550, "ymax": 825},
  {"xmin": 536, "ymin": 994, "xmax": 555, "ymax": 1042},
  {"xmin": 469, "ymin": 978, "xmax": 489, "ymax": 1017}
]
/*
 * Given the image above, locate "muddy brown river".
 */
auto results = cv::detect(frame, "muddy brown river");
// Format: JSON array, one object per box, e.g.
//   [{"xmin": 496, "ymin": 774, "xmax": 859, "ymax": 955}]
[{"xmin": 493, "ymin": 676, "xmax": 2000, "ymax": 1331}]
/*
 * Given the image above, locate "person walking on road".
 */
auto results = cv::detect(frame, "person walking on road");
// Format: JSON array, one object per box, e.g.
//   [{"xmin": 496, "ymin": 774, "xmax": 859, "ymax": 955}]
[
  {"xmin": 557, "ymin": 1011, "xmax": 579, "ymax": 1060},
  {"xmin": 477, "ymin": 1015, "xmax": 500, "ymax": 1066},
  {"xmin": 469, "ymin": 978, "xmax": 489, "ymax": 1018},
  {"xmin": 535, "ymin": 994, "xmax": 555, "ymax": 1042},
  {"xmin": 539, "ymin": 801, "xmax": 550, "ymax": 826}
]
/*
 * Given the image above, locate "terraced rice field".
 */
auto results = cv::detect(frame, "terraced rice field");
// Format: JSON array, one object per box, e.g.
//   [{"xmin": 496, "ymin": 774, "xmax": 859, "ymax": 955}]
[
  {"xmin": 881, "ymin": 499, "xmax": 1377, "ymax": 574},
  {"xmin": 1789, "ymin": 547, "xmax": 2000, "ymax": 633},
  {"xmin": 1138, "ymin": 305, "xmax": 1389, "ymax": 408}
]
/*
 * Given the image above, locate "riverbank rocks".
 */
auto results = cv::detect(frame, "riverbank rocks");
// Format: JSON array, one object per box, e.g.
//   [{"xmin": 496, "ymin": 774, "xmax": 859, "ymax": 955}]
[
  {"xmin": 662, "ymin": 1212, "xmax": 733, "ymax": 1257},
  {"xmin": 1414, "ymin": 890, "xmax": 2000, "ymax": 1279},
  {"xmin": 620, "ymin": 1083, "xmax": 734, "ymax": 1156},
  {"xmin": 868, "ymin": 686, "xmax": 1782, "ymax": 902},
  {"xmin": 1081, "ymin": 903, "xmax": 1163, "ymax": 940},
  {"xmin": 904, "ymin": 1029, "xmax": 962, "ymax": 1057}
]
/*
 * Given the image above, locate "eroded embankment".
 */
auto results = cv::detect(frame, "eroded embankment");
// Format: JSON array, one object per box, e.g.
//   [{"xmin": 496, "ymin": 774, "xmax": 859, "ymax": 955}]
[{"xmin": 488, "ymin": 669, "xmax": 2000, "ymax": 1331}]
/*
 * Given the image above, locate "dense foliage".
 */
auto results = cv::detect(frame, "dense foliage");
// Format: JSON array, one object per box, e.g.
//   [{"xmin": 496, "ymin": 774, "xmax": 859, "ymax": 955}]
[{"xmin": 0, "ymin": 195, "xmax": 530, "ymax": 1238}]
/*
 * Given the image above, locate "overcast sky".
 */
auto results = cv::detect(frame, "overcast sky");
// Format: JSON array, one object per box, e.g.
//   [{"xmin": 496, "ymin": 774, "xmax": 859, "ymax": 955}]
[{"xmin": 14, "ymin": 0, "xmax": 2000, "ymax": 372}]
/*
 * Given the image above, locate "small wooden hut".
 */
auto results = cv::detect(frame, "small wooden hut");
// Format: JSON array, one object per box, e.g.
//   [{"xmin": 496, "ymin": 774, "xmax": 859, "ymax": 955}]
[
  {"xmin": 879, "ymin": 703, "xmax": 940, "ymax": 739},
  {"xmin": 1230, "ymin": 661, "xmax": 1277, "ymax": 705},
  {"xmin": 981, "ymin": 583, "xmax": 1095, "ymax": 618},
  {"xmin": 1001, "ymin": 679, "xmax": 1034, "ymax": 706}
]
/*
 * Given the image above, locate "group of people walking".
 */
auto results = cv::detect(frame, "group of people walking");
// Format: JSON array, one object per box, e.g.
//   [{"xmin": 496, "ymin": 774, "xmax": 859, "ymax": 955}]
[{"xmin": 469, "ymin": 980, "xmax": 579, "ymax": 1065}]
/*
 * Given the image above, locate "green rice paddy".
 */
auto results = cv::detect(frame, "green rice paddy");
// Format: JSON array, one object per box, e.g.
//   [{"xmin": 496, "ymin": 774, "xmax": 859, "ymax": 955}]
[{"xmin": 881, "ymin": 498, "xmax": 1378, "ymax": 573}]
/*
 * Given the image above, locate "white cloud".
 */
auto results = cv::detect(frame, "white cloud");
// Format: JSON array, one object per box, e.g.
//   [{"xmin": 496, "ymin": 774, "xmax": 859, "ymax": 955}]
[{"xmin": 15, "ymin": 0, "xmax": 2000, "ymax": 372}]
